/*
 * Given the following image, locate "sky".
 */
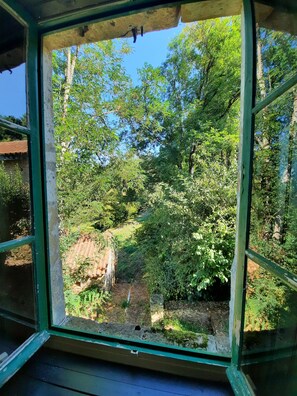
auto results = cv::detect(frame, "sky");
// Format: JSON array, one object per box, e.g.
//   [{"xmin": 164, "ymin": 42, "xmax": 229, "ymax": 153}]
[
  {"xmin": 0, "ymin": 23, "xmax": 184, "ymax": 119},
  {"xmin": 122, "ymin": 23, "xmax": 184, "ymax": 84},
  {"xmin": 0, "ymin": 64, "xmax": 26, "ymax": 120}
]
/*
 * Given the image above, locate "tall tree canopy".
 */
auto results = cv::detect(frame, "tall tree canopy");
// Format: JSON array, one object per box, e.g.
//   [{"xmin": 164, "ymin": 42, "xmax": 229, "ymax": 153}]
[{"xmin": 52, "ymin": 16, "xmax": 296, "ymax": 300}]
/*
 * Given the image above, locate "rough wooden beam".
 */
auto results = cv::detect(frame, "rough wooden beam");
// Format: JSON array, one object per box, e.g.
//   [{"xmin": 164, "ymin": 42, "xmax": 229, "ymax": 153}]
[
  {"xmin": 254, "ymin": 2, "xmax": 273, "ymax": 23},
  {"xmin": 181, "ymin": 0, "xmax": 242, "ymax": 23},
  {"xmin": 260, "ymin": 9, "xmax": 297, "ymax": 35},
  {"xmin": 44, "ymin": 7, "xmax": 180, "ymax": 50}
]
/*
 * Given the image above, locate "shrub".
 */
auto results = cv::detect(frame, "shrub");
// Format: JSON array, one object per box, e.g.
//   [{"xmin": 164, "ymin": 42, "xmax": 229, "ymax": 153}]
[
  {"xmin": 0, "ymin": 163, "xmax": 30, "ymax": 241},
  {"xmin": 137, "ymin": 163, "xmax": 237, "ymax": 300}
]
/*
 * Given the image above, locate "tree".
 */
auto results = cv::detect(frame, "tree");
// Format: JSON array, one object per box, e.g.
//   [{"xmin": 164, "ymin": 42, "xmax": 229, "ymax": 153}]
[
  {"xmin": 133, "ymin": 18, "xmax": 242, "ymax": 298},
  {"xmin": 122, "ymin": 18, "xmax": 241, "ymax": 181},
  {"xmin": 52, "ymin": 40, "xmax": 138, "ymax": 228},
  {"xmin": 250, "ymin": 26, "xmax": 297, "ymax": 271}
]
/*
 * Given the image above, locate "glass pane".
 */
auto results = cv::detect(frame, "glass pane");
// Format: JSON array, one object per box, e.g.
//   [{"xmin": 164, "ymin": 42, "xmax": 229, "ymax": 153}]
[
  {"xmin": 47, "ymin": 10, "xmax": 242, "ymax": 355},
  {"xmin": 0, "ymin": 245, "xmax": 36, "ymax": 323},
  {"xmin": 0, "ymin": 5, "xmax": 27, "ymax": 124},
  {"xmin": 0, "ymin": 318, "xmax": 34, "ymax": 367},
  {"xmin": 242, "ymin": 261, "xmax": 297, "ymax": 395},
  {"xmin": 0, "ymin": 129, "xmax": 31, "ymax": 243},
  {"xmin": 249, "ymin": 86, "xmax": 297, "ymax": 274},
  {"xmin": 254, "ymin": 1, "xmax": 297, "ymax": 100}
]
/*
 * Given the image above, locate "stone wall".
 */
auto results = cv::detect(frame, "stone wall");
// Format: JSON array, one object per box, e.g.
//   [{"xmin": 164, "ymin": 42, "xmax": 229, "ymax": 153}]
[{"xmin": 42, "ymin": 47, "xmax": 66, "ymax": 325}]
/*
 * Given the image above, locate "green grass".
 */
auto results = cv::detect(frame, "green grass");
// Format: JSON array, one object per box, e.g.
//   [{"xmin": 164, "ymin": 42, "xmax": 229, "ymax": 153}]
[
  {"xmin": 110, "ymin": 220, "xmax": 144, "ymax": 282},
  {"xmin": 163, "ymin": 317, "xmax": 210, "ymax": 334},
  {"xmin": 110, "ymin": 220, "xmax": 141, "ymax": 246},
  {"xmin": 162, "ymin": 328, "xmax": 208, "ymax": 349}
]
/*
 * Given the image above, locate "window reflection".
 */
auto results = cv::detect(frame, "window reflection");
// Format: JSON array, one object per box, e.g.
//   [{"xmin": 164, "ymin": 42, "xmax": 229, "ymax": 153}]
[
  {"xmin": 249, "ymin": 86, "xmax": 297, "ymax": 274},
  {"xmin": 254, "ymin": 1, "xmax": 297, "ymax": 100},
  {"xmin": 0, "ymin": 318, "xmax": 34, "ymax": 367},
  {"xmin": 0, "ymin": 245, "xmax": 36, "ymax": 322},
  {"xmin": 242, "ymin": 261, "xmax": 297, "ymax": 395},
  {"xmin": 0, "ymin": 128, "xmax": 31, "ymax": 243},
  {"xmin": 0, "ymin": 6, "xmax": 27, "ymax": 123}
]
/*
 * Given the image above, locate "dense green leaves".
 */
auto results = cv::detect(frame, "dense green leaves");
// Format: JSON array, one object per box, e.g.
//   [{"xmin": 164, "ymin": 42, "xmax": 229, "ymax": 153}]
[
  {"xmin": 53, "ymin": 18, "xmax": 242, "ymax": 301},
  {"xmin": 53, "ymin": 17, "xmax": 296, "ymax": 308},
  {"xmin": 137, "ymin": 163, "xmax": 237, "ymax": 299}
]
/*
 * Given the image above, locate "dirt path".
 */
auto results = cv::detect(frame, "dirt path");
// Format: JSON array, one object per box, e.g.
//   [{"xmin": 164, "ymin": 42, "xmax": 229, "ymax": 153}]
[{"xmin": 103, "ymin": 280, "xmax": 151, "ymax": 326}]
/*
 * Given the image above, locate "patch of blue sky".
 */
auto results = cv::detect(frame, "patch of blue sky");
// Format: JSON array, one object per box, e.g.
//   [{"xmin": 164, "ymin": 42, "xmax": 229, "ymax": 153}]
[
  {"xmin": 0, "ymin": 63, "xmax": 26, "ymax": 119},
  {"xmin": 120, "ymin": 22, "xmax": 184, "ymax": 84}
]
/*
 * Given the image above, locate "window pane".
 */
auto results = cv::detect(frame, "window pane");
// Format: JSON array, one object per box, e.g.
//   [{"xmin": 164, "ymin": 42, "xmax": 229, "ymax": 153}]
[
  {"xmin": 254, "ymin": 1, "xmax": 297, "ymax": 101},
  {"xmin": 0, "ymin": 129, "xmax": 31, "ymax": 243},
  {"xmin": 0, "ymin": 318, "xmax": 34, "ymax": 367},
  {"xmin": 242, "ymin": 261, "xmax": 297, "ymax": 395},
  {"xmin": 0, "ymin": 5, "xmax": 27, "ymax": 124},
  {"xmin": 249, "ymin": 86, "xmax": 297, "ymax": 274},
  {"xmin": 46, "ymin": 11, "xmax": 242, "ymax": 354},
  {"xmin": 0, "ymin": 244, "xmax": 36, "ymax": 323}
]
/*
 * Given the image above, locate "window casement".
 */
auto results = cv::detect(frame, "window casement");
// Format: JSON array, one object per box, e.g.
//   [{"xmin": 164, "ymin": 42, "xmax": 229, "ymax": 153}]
[
  {"xmin": 0, "ymin": 1, "xmax": 296, "ymax": 394},
  {"xmin": 0, "ymin": 1, "xmax": 49, "ymax": 385}
]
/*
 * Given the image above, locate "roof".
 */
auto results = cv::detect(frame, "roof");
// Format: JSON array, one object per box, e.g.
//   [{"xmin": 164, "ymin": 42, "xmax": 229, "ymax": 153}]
[
  {"xmin": 0, "ymin": 140, "xmax": 28, "ymax": 155},
  {"xmin": 65, "ymin": 235, "xmax": 108, "ymax": 279}
]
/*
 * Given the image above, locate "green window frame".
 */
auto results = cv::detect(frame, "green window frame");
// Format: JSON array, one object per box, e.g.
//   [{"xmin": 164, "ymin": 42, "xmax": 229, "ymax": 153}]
[
  {"xmin": 0, "ymin": 0, "xmax": 49, "ymax": 387},
  {"xmin": 227, "ymin": 1, "xmax": 297, "ymax": 394}
]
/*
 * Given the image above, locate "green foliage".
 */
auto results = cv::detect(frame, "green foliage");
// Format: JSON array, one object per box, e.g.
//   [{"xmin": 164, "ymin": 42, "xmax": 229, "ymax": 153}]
[
  {"xmin": 59, "ymin": 229, "xmax": 81, "ymax": 257},
  {"xmin": 63, "ymin": 257, "xmax": 110, "ymax": 320},
  {"xmin": 162, "ymin": 328, "xmax": 207, "ymax": 349},
  {"xmin": 53, "ymin": 18, "xmax": 242, "ymax": 303},
  {"xmin": 0, "ymin": 163, "xmax": 27, "ymax": 204},
  {"xmin": 121, "ymin": 299, "xmax": 130, "ymax": 309},
  {"xmin": 53, "ymin": 17, "xmax": 296, "ymax": 321},
  {"xmin": 163, "ymin": 317, "xmax": 209, "ymax": 334},
  {"xmin": 56, "ymin": 148, "xmax": 146, "ymax": 231},
  {"xmin": 137, "ymin": 163, "xmax": 237, "ymax": 300},
  {"xmin": 111, "ymin": 220, "xmax": 144, "ymax": 282},
  {"xmin": 64, "ymin": 285, "xmax": 110, "ymax": 320},
  {"xmin": 151, "ymin": 320, "xmax": 208, "ymax": 348},
  {"xmin": 0, "ymin": 163, "xmax": 30, "ymax": 240},
  {"xmin": 245, "ymin": 270, "xmax": 295, "ymax": 332}
]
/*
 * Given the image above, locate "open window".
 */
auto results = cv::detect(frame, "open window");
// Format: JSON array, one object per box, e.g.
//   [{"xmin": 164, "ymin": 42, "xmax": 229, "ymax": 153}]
[
  {"xmin": 227, "ymin": 1, "xmax": 297, "ymax": 394},
  {"xmin": 42, "ymin": 1, "xmax": 244, "ymax": 358},
  {"xmin": 0, "ymin": 2, "xmax": 49, "ymax": 386}
]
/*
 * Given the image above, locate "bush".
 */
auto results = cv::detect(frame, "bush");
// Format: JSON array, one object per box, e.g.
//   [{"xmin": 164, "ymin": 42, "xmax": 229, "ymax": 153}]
[
  {"xmin": 63, "ymin": 257, "xmax": 110, "ymax": 320},
  {"xmin": 137, "ymin": 163, "xmax": 237, "ymax": 300},
  {"xmin": 0, "ymin": 163, "xmax": 30, "ymax": 241},
  {"xmin": 245, "ymin": 269, "xmax": 296, "ymax": 332}
]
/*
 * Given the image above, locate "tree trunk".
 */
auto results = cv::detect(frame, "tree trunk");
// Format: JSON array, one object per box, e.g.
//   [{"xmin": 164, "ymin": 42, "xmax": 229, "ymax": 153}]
[
  {"xmin": 62, "ymin": 46, "xmax": 80, "ymax": 121},
  {"xmin": 256, "ymin": 26, "xmax": 277, "ymax": 241},
  {"xmin": 256, "ymin": 25, "xmax": 266, "ymax": 101},
  {"xmin": 188, "ymin": 143, "xmax": 197, "ymax": 177},
  {"xmin": 60, "ymin": 46, "xmax": 80, "ymax": 158},
  {"xmin": 277, "ymin": 88, "xmax": 297, "ymax": 242}
]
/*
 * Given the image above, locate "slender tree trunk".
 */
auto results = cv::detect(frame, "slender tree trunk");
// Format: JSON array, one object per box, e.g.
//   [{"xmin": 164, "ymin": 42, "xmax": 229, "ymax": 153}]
[
  {"xmin": 188, "ymin": 143, "xmax": 197, "ymax": 177},
  {"xmin": 278, "ymin": 88, "xmax": 297, "ymax": 242},
  {"xmin": 256, "ymin": 26, "xmax": 277, "ymax": 241},
  {"xmin": 62, "ymin": 46, "xmax": 80, "ymax": 121},
  {"xmin": 60, "ymin": 46, "xmax": 80, "ymax": 158},
  {"xmin": 256, "ymin": 25, "xmax": 266, "ymax": 101},
  {"xmin": 256, "ymin": 25, "xmax": 268, "ymax": 151}
]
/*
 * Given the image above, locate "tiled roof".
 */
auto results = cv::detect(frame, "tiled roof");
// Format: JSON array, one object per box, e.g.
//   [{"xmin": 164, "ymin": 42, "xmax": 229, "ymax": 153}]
[
  {"xmin": 0, "ymin": 140, "xmax": 28, "ymax": 155},
  {"xmin": 65, "ymin": 236, "xmax": 107, "ymax": 278}
]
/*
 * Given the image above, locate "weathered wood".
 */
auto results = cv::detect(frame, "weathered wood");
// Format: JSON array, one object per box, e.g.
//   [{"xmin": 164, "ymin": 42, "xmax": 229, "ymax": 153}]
[
  {"xmin": 43, "ymin": 7, "xmax": 180, "ymax": 50},
  {"xmin": 181, "ymin": 0, "xmax": 242, "ymax": 23},
  {"xmin": 2, "ymin": 348, "xmax": 233, "ymax": 395}
]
